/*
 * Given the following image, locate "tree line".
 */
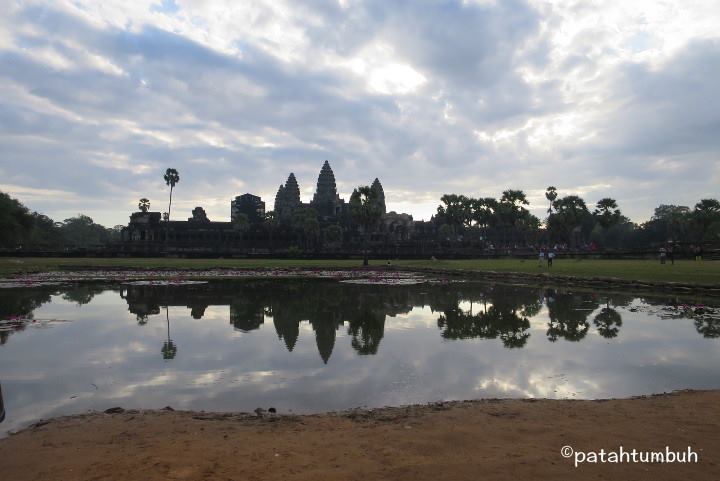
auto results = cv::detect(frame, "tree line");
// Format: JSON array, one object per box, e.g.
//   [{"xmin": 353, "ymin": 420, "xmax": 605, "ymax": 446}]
[
  {"xmin": 433, "ymin": 187, "xmax": 720, "ymax": 249},
  {"xmin": 2, "ymin": 181, "xmax": 719, "ymax": 251},
  {"xmin": 0, "ymin": 191, "xmax": 122, "ymax": 249}
]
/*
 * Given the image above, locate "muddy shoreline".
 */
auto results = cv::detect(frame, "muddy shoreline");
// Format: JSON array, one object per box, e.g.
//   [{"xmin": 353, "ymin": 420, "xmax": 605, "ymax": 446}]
[{"xmin": 1, "ymin": 390, "xmax": 718, "ymax": 480}]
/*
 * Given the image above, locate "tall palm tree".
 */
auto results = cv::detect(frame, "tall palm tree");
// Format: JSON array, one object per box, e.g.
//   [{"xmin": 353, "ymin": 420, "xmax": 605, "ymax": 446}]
[
  {"xmin": 163, "ymin": 168, "xmax": 180, "ymax": 221},
  {"xmin": 350, "ymin": 186, "xmax": 383, "ymax": 266},
  {"xmin": 138, "ymin": 198, "xmax": 150, "ymax": 213},
  {"xmin": 161, "ymin": 306, "xmax": 177, "ymax": 360},
  {"xmin": 545, "ymin": 186, "xmax": 558, "ymax": 214},
  {"xmin": 545, "ymin": 186, "xmax": 558, "ymax": 245}
]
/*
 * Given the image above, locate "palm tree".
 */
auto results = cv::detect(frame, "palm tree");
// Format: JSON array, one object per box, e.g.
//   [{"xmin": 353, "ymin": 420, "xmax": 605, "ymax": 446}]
[
  {"xmin": 161, "ymin": 306, "xmax": 177, "ymax": 360},
  {"xmin": 693, "ymin": 198, "xmax": 720, "ymax": 241},
  {"xmin": 350, "ymin": 186, "xmax": 383, "ymax": 266},
  {"xmin": 545, "ymin": 186, "xmax": 558, "ymax": 214},
  {"xmin": 163, "ymin": 168, "xmax": 180, "ymax": 221},
  {"xmin": 499, "ymin": 189, "xmax": 529, "ymax": 247},
  {"xmin": 436, "ymin": 194, "xmax": 467, "ymax": 230},
  {"xmin": 138, "ymin": 198, "xmax": 151, "ymax": 213},
  {"xmin": 545, "ymin": 186, "xmax": 558, "ymax": 244},
  {"xmin": 593, "ymin": 197, "xmax": 621, "ymax": 229}
]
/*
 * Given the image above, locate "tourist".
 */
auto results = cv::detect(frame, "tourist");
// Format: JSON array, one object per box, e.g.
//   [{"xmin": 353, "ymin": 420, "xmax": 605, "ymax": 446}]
[{"xmin": 547, "ymin": 250, "xmax": 555, "ymax": 267}]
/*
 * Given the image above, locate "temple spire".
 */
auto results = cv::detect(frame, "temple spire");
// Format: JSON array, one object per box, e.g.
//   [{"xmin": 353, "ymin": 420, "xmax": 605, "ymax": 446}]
[
  {"xmin": 273, "ymin": 184, "xmax": 285, "ymax": 213},
  {"xmin": 311, "ymin": 160, "xmax": 339, "ymax": 218},
  {"xmin": 284, "ymin": 173, "xmax": 301, "ymax": 208},
  {"xmin": 313, "ymin": 161, "xmax": 337, "ymax": 203},
  {"xmin": 274, "ymin": 174, "xmax": 300, "ymax": 220}
]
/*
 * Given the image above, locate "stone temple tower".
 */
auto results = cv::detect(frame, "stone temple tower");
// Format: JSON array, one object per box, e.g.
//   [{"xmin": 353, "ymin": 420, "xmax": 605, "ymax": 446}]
[
  {"xmin": 371, "ymin": 178, "xmax": 386, "ymax": 215},
  {"xmin": 284, "ymin": 173, "xmax": 301, "ymax": 207},
  {"xmin": 273, "ymin": 184, "xmax": 285, "ymax": 213},
  {"xmin": 311, "ymin": 160, "xmax": 339, "ymax": 218},
  {"xmin": 274, "ymin": 173, "xmax": 301, "ymax": 219}
]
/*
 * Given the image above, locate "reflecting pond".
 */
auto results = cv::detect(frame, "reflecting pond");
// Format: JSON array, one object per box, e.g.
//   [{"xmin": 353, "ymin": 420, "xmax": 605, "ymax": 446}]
[{"xmin": 1, "ymin": 279, "xmax": 719, "ymax": 435}]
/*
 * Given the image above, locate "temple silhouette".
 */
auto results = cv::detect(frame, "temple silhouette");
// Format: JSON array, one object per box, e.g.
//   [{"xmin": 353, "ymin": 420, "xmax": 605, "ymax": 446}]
[
  {"xmin": 119, "ymin": 160, "xmax": 417, "ymax": 254},
  {"xmin": 274, "ymin": 160, "xmax": 386, "ymax": 223}
]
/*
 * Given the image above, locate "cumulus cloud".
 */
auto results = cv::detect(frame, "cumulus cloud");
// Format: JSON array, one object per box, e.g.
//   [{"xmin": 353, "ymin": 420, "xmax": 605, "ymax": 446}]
[{"xmin": 0, "ymin": 0, "xmax": 718, "ymax": 225}]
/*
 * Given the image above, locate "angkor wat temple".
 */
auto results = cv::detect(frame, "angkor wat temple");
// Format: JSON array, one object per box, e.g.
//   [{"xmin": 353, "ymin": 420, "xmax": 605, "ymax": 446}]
[
  {"xmin": 120, "ymin": 161, "xmax": 422, "ymax": 255},
  {"xmin": 274, "ymin": 160, "xmax": 385, "ymax": 223}
]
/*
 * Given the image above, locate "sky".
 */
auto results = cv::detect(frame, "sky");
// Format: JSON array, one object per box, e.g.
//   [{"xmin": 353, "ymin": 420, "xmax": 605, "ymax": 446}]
[{"xmin": 1, "ymin": 0, "xmax": 719, "ymax": 227}]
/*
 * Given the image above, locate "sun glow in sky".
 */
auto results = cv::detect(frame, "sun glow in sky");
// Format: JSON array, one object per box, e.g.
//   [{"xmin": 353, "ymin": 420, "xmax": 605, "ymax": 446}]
[{"xmin": 1, "ymin": 0, "xmax": 719, "ymax": 225}]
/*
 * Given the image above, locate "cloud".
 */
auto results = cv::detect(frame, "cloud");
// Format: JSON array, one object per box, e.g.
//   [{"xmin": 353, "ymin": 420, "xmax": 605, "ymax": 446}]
[{"xmin": 0, "ymin": 0, "xmax": 718, "ymax": 225}]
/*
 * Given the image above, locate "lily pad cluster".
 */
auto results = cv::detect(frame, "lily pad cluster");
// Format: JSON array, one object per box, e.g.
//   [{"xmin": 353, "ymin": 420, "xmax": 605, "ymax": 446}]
[
  {"xmin": 0, "ymin": 269, "xmax": 448, "ymax": 287},
  {"xmin": 0, "ymin": 317, "xmax": 71, "ymax": 331}
]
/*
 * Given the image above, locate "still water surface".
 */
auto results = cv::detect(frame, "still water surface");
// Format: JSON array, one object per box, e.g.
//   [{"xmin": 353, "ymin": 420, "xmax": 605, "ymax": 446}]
[{"xmin": 1, "ymin": 279, "xmax": 719, "ymax": 435}]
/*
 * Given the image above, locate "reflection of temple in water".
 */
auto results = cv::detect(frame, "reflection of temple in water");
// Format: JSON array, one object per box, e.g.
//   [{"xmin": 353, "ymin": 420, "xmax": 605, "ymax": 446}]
[
  {"xmin": 121, "ymin": 280, "xmax": 418, "ymax": 362},
  {"xmin": 118, "ymin": 280, "xmax": 607, "ymax": 361},
  {"xmin": 5, "ymin": 279, "xmax": 720, "ymax": 360}
]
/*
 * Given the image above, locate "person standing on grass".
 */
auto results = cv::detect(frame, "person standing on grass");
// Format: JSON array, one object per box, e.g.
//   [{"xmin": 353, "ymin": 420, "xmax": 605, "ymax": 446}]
[
  {"xmin": 659, "ymin": 246, "xmax": 667, "ymax": 264},
  {"xmin": 538, "ymin": 248, "xmax": 545, "ymax": 267},
  {"xmin": 547, "ymin": 249, "xmax": 555, "ymax": 267},
  {"xmin": 668, "ymin": 243, "xmax": 675, "ymax": 265}
]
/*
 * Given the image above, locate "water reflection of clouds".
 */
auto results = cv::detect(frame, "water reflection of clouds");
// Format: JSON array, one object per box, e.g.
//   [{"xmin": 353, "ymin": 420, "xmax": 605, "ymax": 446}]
[
  {"xmin": 1, "ymin": 281, "xmax": 719, "ymax": 436},
  {"xmin": 113, "ymin": 373, "xmax": 179, "ymax": 398},
  {"xmin": 383, "ymin": 308, "xmax": 437, "ymax": 331},
  {"xmin": 474, "ymin": 377, "xmax": 536, "ymax": 398},
  {"xmin": 528, "ymin": 306, "xmax": 550, "ymax": 332}
]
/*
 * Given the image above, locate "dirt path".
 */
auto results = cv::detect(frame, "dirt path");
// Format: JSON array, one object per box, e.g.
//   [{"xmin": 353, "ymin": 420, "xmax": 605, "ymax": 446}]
[{"xmin": 1, "ymin": 391, "xmax": 718, "ymax": 481}]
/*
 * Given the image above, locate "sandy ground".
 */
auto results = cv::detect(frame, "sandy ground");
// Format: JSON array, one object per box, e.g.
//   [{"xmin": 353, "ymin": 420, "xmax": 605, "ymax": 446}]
[{"xmin": 1, "ymin": 391, "xmax": 718, "ymax": 481}]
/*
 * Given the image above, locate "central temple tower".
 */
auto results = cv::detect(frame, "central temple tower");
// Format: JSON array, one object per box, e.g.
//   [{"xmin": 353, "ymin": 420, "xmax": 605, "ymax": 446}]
[{"xmin": 311, "ymin": 160, "xmax": 341, "ymax": 219}]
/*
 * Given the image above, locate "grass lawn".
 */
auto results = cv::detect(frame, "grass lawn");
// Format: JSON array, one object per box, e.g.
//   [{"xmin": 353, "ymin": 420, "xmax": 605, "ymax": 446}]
[{"xmin": 0, "ymin": 257, "xmax": 718, "ymax": 285}]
